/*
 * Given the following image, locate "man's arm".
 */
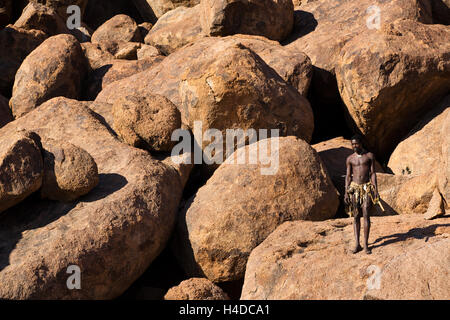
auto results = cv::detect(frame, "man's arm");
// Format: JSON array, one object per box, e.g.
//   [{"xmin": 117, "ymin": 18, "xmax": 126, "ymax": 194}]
[
  {"xmin": 344, "ymin": 156, "xmax": 352, "ymax": 204},
  {"xmin": 369, "ymin": 153, "xmax": 378, "ymax": 197}
]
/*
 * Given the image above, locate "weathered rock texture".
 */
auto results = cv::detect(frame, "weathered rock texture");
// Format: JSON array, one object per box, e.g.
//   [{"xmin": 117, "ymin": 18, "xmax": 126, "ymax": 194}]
[
  {"xmin": 336, "ymin": 20, "xmax": 450, "ymax": 156},
  {"xmin": 0, "ymin": 97, "xmax": 184, "ymax": 299},
  {"xmin": 134, "ymin": 0, "xmax": 200, "ymax": 20},
  {"xmin": 164, "ymin": 277, "xmax": 229, "ymax": 300},
  {"xmin": 81, "ymin": 42, "xmax": 115, "ymax": 70},
  {"xmin": 112, "ymin": 94, "xmax": 181, "ymax": 152},
  {"xmin": 91, "ymin": 14, "xmax": 142, "ymax": 45},
  {"xmin": 173, "ymin": 137, "xmax": 339, "ymax": 283},
  {"xmin": 96, "ymin": 37, "xmax": 314, "ymax": 157},
  {"xmin": 0, "ymin": 130, "xmax": 43, "ymax": 214},
  {"xmin": 241, "ymin": 214, "xmax": 450, "ymax": 300},
  {"xmin": 14, "ymin": 1, "xmax": 69, "ymax": 36},
  {"xmin": 0, "ymin": 26, "xmax": 47, "ymax": 97},
  {"xmin": 29, "ymin": 0, "xmax": 88, "ymax": 21},
  {"xmin": 144, "ymin": 5, "xmax": 204, "ymax": 55},
  {"xmin": 375, "ymin": 173, "xmax": 438, "ymax": 216},
  {"xmin": 40, "ymin": 139, "xmax": 99, "ymax": 202},
  {"xmin": 10, "ymin": 34, "xmax": 88, "ymax": 118},
  {"xmin": 84, "ymin": 57, "xmax": 164, "ymax": 100},
  {"xmin": 388, "ymin": 96, "xmax": 450, "ymax": 209},
  {"xmin": 200, "ymin": 0, "xmax": 294, "ymax": 41}
]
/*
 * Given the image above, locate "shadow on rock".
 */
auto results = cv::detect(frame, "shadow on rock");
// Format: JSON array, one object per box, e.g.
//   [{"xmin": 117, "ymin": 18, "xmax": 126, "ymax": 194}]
[
  {"xmin": 0, "ymin": 173, "xmax": 127, "ymax": 272},
  {"xmin": 371, "ymin": 222, "xmax": 450, "ymax": 249}
]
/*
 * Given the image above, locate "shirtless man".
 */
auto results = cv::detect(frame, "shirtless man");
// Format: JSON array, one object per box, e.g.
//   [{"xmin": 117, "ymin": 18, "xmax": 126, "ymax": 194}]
[{"xmin": 344, "ymin": 135, "xmax": 379, "ymax": 254}]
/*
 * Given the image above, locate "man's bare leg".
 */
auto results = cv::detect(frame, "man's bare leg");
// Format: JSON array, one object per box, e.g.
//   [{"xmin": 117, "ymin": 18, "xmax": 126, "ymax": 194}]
[
  {"xmin": 352, "ymin": 208, "xmax": 362, "ymax": 254},
  {"xmin": 363, "ymin": 197, "xmax": 371, "ymax": 254}
]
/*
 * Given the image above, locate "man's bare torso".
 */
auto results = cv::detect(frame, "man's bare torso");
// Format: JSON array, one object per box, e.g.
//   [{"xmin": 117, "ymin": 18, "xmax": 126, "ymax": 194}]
[{"xmin": 347, "ymin": 152, "xmax": 373, "ymax": 184}]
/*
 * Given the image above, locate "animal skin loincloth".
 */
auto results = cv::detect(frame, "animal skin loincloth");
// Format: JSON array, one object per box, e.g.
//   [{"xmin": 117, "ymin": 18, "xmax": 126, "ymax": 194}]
[{"xmin": 346, "ymin": 181, "xmax": 375, "ymax": 217}]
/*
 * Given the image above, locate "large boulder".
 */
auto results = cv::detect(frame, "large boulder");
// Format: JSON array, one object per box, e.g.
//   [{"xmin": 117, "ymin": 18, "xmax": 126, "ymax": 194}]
[
  {"xmin": 0, "ymin": 25, "xmax": 47, "ymax": 97},
  {"xmin": 0, "ymin": 97, "xmax": 184, "ymax": 299},
  {"xmin": 388, "ymin": 97, "xmax": 450, "ymax": 210},
  {"xmin": 0, "ymin": 130, "xmax": 43, "ymax": 214},
  {"xmin": 14, "ymin": 1, "xmax": 69, "ymax": 36},
  {"xmin": 164, "ymin": 278, "xmax": 229, "ymax": 300},
  {"xmin": 40, "ymin": 139, "xmax": 99, "ymax": 202},
  {"xmin": 173, "ymin": 137, "xmax": 339, "ymax": 283},
  {"xmin": 84, "ymin": 57, "xmax": 164, "ymax": 100},
  {"xmin": 0, "ymin": 95, "xmax": 12, "ymax": 129},
  {"xmin": 312, "ymin": 136, "xmax": 383, "ymax": 196},
  {"xmin": 241, "ymin": 214, "xmax": 450, "ymax": 299},
  {"xmin": 91, "ymin": 14, "xmax": 142, "ymax": 45},
  {"xmin": 375, "ymin": 173, "xmax": 437, "ymax": 216},
  {"xmin": 388, "ymin": 97, "xmax": 449, "ymax": 177},
  {"xmin": 336, "ymin": 20, "xmax": 450, "ymax": 157},
  {"xmin": 96, "ymin": 37, "xmax": 314, "ymax": 157},
  {"xmin": 284, "ymin": 0, "xmax": 435, "ymax": 142},
  {"xmin": 200, "ymin": 0, "xmax": 294, "ymax": 42},
  {"xmin": 112, "ymin": 94, "xmax": 181, "ymax": 153},
  {"xmin": 9, "ymin": 34, "xmax": 88, "ymax": 118},
  {"xmin": 144, "ymin": 5, "xmax": 204, "ymax": 55}
]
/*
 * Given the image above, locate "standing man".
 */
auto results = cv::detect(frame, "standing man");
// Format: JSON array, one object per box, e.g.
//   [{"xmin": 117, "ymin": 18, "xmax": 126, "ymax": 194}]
[{"xmin": 344, "ymin": 135, "xmax": 379, "ymax": 254}]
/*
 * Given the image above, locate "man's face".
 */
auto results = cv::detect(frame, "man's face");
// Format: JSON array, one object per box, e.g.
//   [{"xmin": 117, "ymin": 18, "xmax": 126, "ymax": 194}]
[{"xmin": 351, "ymin": 140, "xmax": 362, "ymax": 153}]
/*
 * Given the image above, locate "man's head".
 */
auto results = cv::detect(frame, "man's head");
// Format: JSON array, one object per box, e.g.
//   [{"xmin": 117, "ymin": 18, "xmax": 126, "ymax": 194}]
[{"xmin": 351, "ymin": 134, "xmax": 364, "ymax": 154}]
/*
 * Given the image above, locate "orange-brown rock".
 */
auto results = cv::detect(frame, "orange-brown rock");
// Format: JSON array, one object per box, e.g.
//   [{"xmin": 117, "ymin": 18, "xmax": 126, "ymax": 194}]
[
  {"xmin": 134, "ymin": 0, "xmax": 200, "ymax": 20},
  {"xmin": 29, "ymin": 0, "xmax": 88, "ymax": 21},
  {"xmin": 173, "ymin": 137, "xmax": 339, "ymax": 283},
  {"xmin": 388, "ymin": 97, "xmax": 449, "ymax": 177},
  {"xmin": 91, "ymin": 14, "xmax": 142, "ymax": 45},
  {"xmin": 10, "ymin": 34, "xmax": 88, "ymax": 118},
  {"xmin": 40, "ymin": 139, "xmax": 99, "ymax": 202},
  {"xmin": 215, "ymin": 35, "xmax": 313, "ymax": 97},
  {"xmin": 96, "ymin": 37, "xmax": 314, "ymax": 155},
  {"xmin": 200, "ymin": 0, "xmax": 294, "ymax": 42},
  {"xmin": 144, "ymin": 5, "xmax": 204, "ymax": 55},
  {"xmin": 137, "ymin": 44, "xmax": 161, "ymax": 60},
  {"xmin": 336, "ymin": 20, "xmax": 450, "ymax": 157},
  {"xmin": 14, "ymin": 1, "xmax": 69, "ymax": 36},
  {"xmin": 0, "ymin": 130, "xmax": 43, "ymax": 214},
  {"xmin": 0, "ymin": 94, "xmax": 12, "ymax": 128},
  {"xmin": 285, "ymin": 0, "xmax": 433, "ymax": 77},
  {"xmin": 84, "ymin": 57, "xmax": 164, "ymax": 100},
  {"xmin": 112, "ymin": 94, "xmax": 181, "ymax": 152},
  {"xmin": 0, "ymin": 97, "xmax": 184, "ymax": 299},
  {"xmin": 375, "ymin": 173, "xmax": 437, "ymax": 216},
  {"xmin": 241, "ymin": 214, "xmax": 450, "ymax": 299},
  {"xmin": 81, "ymin": 42, "xmax": 115, "ymax": 70},
  {"xmin": 164, "ymin": 278, "xmax": 229, "ymax": 300},
  {"xmin": 312, "ymin": 137, "xmax": 383, "ymax": 196},
  {"xmin": 424, "ymin": 189, "xmax": 446, "ymax": 220},
  {"xmin": 284, "ymin": 0, "xmax": 437, "ymax": 142},
  {"xmin": 0, "ymin": 25, "xmax": 47, "ymax": 97},
  {"xmin": 388, "ymin": 96, "xmax": 450, "ymax": 209}
]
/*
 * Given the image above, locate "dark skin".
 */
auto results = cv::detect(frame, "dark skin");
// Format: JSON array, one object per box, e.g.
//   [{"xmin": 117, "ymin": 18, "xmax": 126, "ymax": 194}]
[{"xmin": 344, "ymin": 139, "xmax": 379, "ymax": 254}]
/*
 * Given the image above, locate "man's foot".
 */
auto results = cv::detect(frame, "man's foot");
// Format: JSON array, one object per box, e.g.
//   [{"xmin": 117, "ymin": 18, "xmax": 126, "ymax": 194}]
[
  {"xmin": 352, "ymin": 245, "xmax": 362, "ymax": 254},
  {"xmin": 364, "ymin": 247, "xmax": 372, "ymax": 255}
]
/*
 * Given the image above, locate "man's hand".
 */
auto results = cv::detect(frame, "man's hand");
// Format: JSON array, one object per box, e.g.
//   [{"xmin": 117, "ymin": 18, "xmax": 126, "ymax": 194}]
[{"xmin": 344, "ymin": 192, "xmax": 350, "ymax": 205}]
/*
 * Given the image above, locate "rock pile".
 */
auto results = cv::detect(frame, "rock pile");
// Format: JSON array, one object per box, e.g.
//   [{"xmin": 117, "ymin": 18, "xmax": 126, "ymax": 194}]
[{"xmin": 0, "ymin": 0, "xmax": 448, "ymax": 300}]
